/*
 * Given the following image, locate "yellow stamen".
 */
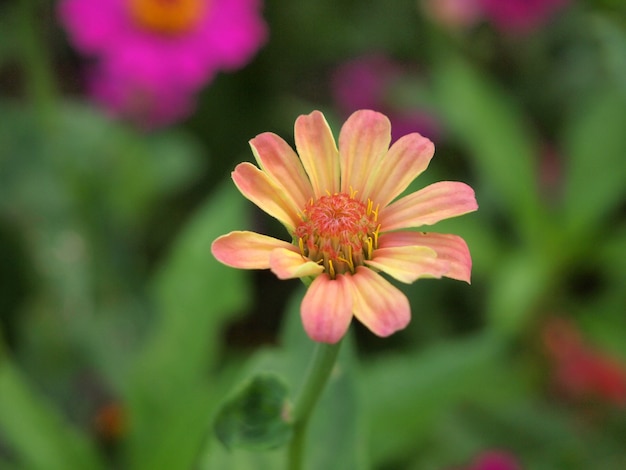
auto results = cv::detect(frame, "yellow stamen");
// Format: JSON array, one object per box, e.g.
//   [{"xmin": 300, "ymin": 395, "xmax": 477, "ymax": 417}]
[
  {"xmin": 298, "ymin": 237, "xmax": 305, "ymax": 256},
  {"xmin": 371, "ymin": 203, "xmax": 380, "ymax": 222},
  {"xmin": 373, "ymin": 224, "xmax": 381, "ymax": 249},
  {"xmin": 337, "ymin": 246, "xmax": 355, "ymax": 273},
  {"xmin": 328, "ymin": 259, "xmax": 336, "ymax": 278}
]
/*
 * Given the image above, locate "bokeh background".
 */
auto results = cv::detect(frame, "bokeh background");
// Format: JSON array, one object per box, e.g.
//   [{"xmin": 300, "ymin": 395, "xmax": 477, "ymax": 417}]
[{"xmin": 1, "ymin": 0, "xmax": 626, "ymax": 469}]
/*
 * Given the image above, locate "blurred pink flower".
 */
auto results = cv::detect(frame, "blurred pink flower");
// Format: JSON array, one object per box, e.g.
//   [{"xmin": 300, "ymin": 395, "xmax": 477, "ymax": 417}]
[
  {"xmin": 468, "ymin": 450, "xmax": 521, "ymax": 470},
  {"xmin": 543, "ymin": 317, "xmax": 626, "ymax": 406},
  {"xmin": 479, "ymin": 0, "xmax": 571, "ymax": 35},
  {"xmin": 332, "ymin": 54, "xmax": 441, "ymax": 141},
  {"xmin": 450, "ymin": 450, "xmax": 521, "ymax": 470},
  {"xmin": 421, "ymin": 0, "xmax": 570, "ymax": 36},
  {"xmin": 58, "ymin": 0, "xmax": 267, "ymax": 128},
  {"xmin": 212, "ymin": 110, "xmax": 477, "ymax": 343}
]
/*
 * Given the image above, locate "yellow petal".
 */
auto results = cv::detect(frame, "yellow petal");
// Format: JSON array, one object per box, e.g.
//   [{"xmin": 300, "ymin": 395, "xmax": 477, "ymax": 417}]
[
  {"xmin": 250, "ymin": 132, "xmax": 314, "ymax": 210},
  {"xmin": 364, "ymin": 132, "xmax": 434, "ymax": 207},
  {"xmin": 232, "ymin": 162, "xmax": 300, "ymax": 231},
  {"xmin": 365, "ymin": 245, "xmax": 448, "ymax": 283},
  {"xmin": 339, "ymin": 110, "xmax": 391, "ymax": 196},
  {"xmin": 211, "ymin": 231, "xmax": 296, "ymax": 269},
  {"xmin": 269, "ymin": 248, "xmax": 324, "ymax": 279},
  {"xmin": 294, "ymin": 111, "xmax": 340, "ymax": 197}
]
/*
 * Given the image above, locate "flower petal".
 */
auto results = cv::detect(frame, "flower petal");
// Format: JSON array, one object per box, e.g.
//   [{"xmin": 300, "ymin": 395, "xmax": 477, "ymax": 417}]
[
  {"xmin": 301, "ymin": 273, "xmax": 353, "ymax": 343},
  {"xmin": 365, "ymin": 246, "xmax": 449, "ymax": 283},
  {"xmin": 232, "ymin": 162, "xmax": 300, "ymax": 231},
  {"xmin": 350, "ymin": 267, "xmax": 411, "ymax": 337},
  {"xmin": 211, "ymin": 231, "xmax": 296, "ymax": 269},
  {"xmin": 294, "ymin": 111, "xmax": 340, "ymax": 197},
  {"xmin": 379, "ymin": 232, "xmax": 473, "ymax": 283},
  {"xmin": 249, "ymin": 132, "xmax": 314, "ymax": 210},
  {"xmin": 380, "ymin": 181, "xmax": 478, "ymax": 231},
  {"xmin": 364, "ymin": 133, "xmax": 434, "ymax": 207},
  {"xmin": 338, "ymin": 110, "xmax": 391, "ymax": 195},
  {"xmin": 270, "ymin": 248, "xmax": 325, "ymax": 279}
]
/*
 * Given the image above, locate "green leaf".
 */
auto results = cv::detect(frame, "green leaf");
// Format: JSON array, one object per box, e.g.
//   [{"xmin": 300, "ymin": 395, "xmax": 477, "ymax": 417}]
[
  {"xmin": 198, "ymin": 443, "xmax": 284, "ymax": 470},
  {"xmin": 0, "ymin": 359, "xmax": 104, "ymax": 470},
  {"xmin": 561, "ymin": 88, "xmax": 626, "ymax": 238},
  {"xmin": 486, "ymin": 249, "xmax": 554, "ymax": 334},
  {"xmin": 214, "ymin": 373, "xmax": 293, "ymax": 450},
  {"xmin": 124, "ymin": 180, "xmax": 252, "ymax": 470},
  {"xmin": 54, "ymin": 102, "xmax": 205, "ymax": 228},
  {"xmin": 432, "ymin": 57, "xmax": 544, "ymax": 243},
  {"xmin": 0, "ymin": 101, "xmax": 204, "ymax": 228},
  {"xmin": 363, "ymin": 331, "xmax": 505, "ymax": 465}
]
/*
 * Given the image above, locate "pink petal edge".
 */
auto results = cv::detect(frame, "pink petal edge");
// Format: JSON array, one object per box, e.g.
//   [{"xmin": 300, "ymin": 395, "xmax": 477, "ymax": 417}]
[
  {"xmin": 249, "ymin": 132, "xmax": 314, "ymax": 210},
  {"xmin": 380, "ymin": 181, "xmax": 478, "ymax": 231},
  {"xmin": 365, "ymin": 132, "xmax": 434, "ymax": 207},
  {"xmin": 379, "ymin": 231, "xmax": 473, "ymax": 283},
  {"xmin": 338, "ymin": 110, "xmax": 391, "ymax": 196},
  {"xmin": 301, "ymin": 273, "xmax": 354, "ymax": 343},
  {"xmin": 349, "ymin": 267, "xmax": 411, "ymax": 337}
]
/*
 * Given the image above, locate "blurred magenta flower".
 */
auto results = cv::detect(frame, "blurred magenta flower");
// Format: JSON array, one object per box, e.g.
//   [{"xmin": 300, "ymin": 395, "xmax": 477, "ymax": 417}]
[
  {"xmin": 212, "ymin": 110, "xmax": 477, "ymax": 343},
  {"xmin": 421, "ymin": 0, "xmax": 570, "ymax": 35},
  {"xmin": 332, "ymin": 54, "xmax": 441, "ymax": 141},
  {"xmin": 58, "ymin": 0, "xmax": 267, "ymax": 128},
  {"xmin": 543, "ymin": 317, "xmax": 626, "ymax": 406},
  {"xmin": 479, "ymin": 0, "xmax": 571, "ymax": 35}
]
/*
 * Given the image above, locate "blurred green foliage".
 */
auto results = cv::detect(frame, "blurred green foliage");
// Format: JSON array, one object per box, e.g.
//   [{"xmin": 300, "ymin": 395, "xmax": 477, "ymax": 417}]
[{"xmin": 1, "ymin": 0, "xmax": 626, "ymax": 469}]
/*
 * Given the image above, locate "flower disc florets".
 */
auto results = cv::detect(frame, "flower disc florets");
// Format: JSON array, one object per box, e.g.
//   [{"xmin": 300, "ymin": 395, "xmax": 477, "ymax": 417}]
[
  {"xmin": 295, "ymin": 192, "xmax": 380, "ymax": 278},
  {"xmin": 129, "ymin": 0, "xmax": 205, "ymax": 35}
]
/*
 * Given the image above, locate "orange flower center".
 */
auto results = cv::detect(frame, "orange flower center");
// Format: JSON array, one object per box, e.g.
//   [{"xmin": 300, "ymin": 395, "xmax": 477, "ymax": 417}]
[
  {"xmin": 295, "ymin": 193, "xmax": 380, "ymax": 278},
  {"xmin": 129, "ymin": 0, "xmax": 207, "ymax": 35}
]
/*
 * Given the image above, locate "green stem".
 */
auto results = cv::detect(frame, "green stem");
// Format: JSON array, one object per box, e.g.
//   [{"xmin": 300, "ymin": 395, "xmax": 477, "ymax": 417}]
[{"xmin": 287, "ymin": 340, "xmax": 342, "ymax": 470}]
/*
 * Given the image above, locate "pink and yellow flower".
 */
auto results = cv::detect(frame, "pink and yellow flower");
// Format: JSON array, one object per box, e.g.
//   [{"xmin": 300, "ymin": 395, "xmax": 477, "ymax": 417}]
[{"xmin": 212, "ymin": 110, "xmax": 477, "ymax": 343}]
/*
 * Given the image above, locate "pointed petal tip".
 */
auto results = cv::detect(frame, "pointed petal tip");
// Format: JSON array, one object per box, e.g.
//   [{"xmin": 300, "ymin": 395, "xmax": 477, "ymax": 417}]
[
  {"xmin": 211, "ymin": 231, "xmax": 294, "ymax": 270},
  {"xmin": 378, "ymin": 231, "xmax": 474, "ymax": 284}
]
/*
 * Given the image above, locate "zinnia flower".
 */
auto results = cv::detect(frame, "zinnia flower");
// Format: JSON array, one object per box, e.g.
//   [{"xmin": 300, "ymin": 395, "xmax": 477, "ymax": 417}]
[
  {"xmin": 58, "ymin": 0, "xmax": 267, "ymax": 127},
  {"xmin": 212, "ymin": 110, "xmax": 477, "ymax": 343}
]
